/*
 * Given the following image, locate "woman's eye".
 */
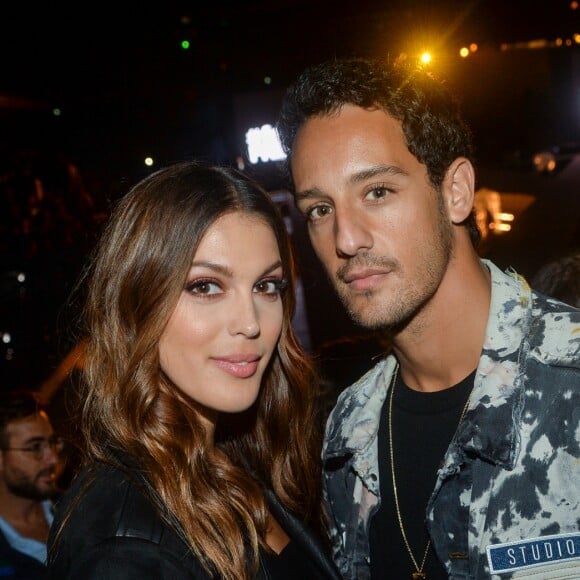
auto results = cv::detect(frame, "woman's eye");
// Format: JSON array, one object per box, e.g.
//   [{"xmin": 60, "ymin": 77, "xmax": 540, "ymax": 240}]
[
  {"xmin": 185, "ymin": 280, "xmax": 222, "ymax": 296},
  {"xmin": 254, "ymin": 278, "xmax": 287, "ymax": 296}
]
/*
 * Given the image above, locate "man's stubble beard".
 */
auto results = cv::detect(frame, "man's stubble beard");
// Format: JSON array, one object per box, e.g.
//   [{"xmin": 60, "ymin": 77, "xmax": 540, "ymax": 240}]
[{"xmin": 6, "ymin": 469, "xmax": 56, "ymax": 501}]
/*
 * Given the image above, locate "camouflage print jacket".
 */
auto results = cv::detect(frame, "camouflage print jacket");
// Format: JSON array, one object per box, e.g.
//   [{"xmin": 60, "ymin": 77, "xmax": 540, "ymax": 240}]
[{"xmin": 322, "ymin": 260, "xmax": 580, "ymax": 579}]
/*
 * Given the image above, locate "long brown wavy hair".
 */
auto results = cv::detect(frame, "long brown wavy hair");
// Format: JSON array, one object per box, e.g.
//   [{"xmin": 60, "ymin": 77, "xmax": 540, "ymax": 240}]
[{"xmin": 74, "ymin": 161, "xmax": 325, "ymax": 578}]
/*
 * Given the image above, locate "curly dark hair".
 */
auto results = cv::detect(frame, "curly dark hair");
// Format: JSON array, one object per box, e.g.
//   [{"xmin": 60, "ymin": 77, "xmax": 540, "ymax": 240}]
[{"xmin": 277, "ymin": 57, "xmax": 480, "ymax": 246}]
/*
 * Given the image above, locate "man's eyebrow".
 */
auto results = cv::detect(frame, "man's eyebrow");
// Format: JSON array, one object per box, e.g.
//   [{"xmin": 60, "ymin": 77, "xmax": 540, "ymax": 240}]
[
  {"xmin": 294, "ymin": 188, "xmax": 322, "ymax": 202},
  {"xmin": 350, "ymin": 164, "xmax": 409, "ymax": 183},
  {"xmin": 294, "ymin": 164, "xmax": 408, "ymax": 202},
  {"xmin": 23, "ymin": 436, "xmax": 48, "ymax": 445}
]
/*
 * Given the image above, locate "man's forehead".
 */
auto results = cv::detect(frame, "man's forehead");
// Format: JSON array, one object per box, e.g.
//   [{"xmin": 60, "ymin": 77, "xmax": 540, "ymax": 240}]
[
  {"xmin": 291, "ymin": 106, "xmax": 419, "ymax": 191},
  {"xmin": 5, "ymin": 411, "xmax": 53, "ymax": 441},
  {"xmin": 293, "ymin": 106, "xmax": 406, "ymax": 160}
]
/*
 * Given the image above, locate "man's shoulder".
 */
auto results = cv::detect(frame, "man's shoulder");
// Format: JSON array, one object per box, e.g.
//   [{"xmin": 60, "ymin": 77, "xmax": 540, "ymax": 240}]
[
  {"xmin": 0, "ymin": 526, "xmax": 47, "ymax": 579},
  {"xmin": 485, "ymin": 259, "xmax": 580, "ymax": 365},
  {"xmin": 529, "ymin": 291, "xmax": 580, "ymax": 365}
]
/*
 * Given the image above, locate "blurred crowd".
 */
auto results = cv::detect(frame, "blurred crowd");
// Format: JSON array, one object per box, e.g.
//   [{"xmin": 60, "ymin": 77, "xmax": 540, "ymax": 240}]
[{"xmin": 0, "ymin": 150, "xmax": 108, "ymax": 392}]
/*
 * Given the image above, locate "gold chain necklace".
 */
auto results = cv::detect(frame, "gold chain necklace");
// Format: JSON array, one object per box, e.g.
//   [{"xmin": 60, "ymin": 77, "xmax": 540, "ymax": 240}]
[{"xmin": 388, "ymin": 363, "xmax": 471, "ymax": 580}]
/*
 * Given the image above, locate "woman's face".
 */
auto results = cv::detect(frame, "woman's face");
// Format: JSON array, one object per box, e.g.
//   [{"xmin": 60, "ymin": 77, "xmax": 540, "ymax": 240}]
[{"xmin": 159, "ymin": 211, "xmax": 285, "ymax": 428}]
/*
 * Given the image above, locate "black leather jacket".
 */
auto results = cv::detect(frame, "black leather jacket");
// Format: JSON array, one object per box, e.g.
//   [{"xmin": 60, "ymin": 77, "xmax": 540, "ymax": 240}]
[{"xmin": 47, "ymin": 459, "xmax": 340, "ymax": 579}]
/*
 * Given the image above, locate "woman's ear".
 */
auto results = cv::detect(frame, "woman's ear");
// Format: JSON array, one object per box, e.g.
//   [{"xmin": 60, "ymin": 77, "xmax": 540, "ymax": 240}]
[{"xmin": 443, "ymin": 157, "xmax": 475, "ymax": 224}]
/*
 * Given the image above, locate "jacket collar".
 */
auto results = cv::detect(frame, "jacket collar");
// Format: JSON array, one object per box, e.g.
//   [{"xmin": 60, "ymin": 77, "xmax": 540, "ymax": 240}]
[
  {"xmin": 323, "ymin": 260, "xmax": 532, "ymax": 472},
  {"xmin": 264, "ymin": 489, "xmax": 341, "ymax": 580}
]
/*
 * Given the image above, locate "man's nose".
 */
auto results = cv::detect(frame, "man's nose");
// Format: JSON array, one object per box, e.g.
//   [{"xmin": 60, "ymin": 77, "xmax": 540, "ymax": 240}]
[
  {"xmin": 43, "ymin": 445, "xmax": 60, "ymax": 466},
  {"xmin": 334, "ymin": 208, "xmax": 373, "ymax": 258}
]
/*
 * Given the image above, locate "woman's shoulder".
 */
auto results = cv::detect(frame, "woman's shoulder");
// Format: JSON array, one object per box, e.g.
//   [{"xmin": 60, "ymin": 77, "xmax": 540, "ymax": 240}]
[
  {"xmin": 53, "ymin": 461, "xmax": 140, "ymax": 534},
  {"xmin": 50, "ymin": 461, "xmax": 158, "ymax": 550},
  {"xmin": 48, "ymin": 461, "xmax": 209, "ymax": 579}
]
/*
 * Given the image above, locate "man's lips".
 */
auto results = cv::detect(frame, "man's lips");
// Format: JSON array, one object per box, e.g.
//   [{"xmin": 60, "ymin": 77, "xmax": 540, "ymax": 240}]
[
  {"xmin": 37, "ymin": 470, "xmax": 56, "ymax": 485},
  {"xmin": 341, "ymin": 267, "xmax": 391, "ymax": 290},
  {"xmin": 212, "ymin": 355, "xmax": 261, "ymax": 378}
]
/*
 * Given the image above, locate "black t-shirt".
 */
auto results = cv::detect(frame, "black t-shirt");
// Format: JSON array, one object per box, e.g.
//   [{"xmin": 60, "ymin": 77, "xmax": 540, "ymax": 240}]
[
  {"xmin": 369, "ymin": 369, "xmax": 475, "ymax": 579},
  {"xmin": 262, "ymin": 540, "xmax": 331, "ymax": 579}
]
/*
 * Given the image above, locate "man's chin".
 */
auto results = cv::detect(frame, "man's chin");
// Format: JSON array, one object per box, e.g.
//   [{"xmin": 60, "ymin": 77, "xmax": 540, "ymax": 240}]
[
  {"xmin": 346, "ymin": 305, "xmax": 386, "ymax": 330},
  {"xmin": 35, "ymin": 479, "xmax": 57, "ymax": 499},
  {"xmin": 344, "ymin": 298, "xmax": 406, "ymax": 332}
]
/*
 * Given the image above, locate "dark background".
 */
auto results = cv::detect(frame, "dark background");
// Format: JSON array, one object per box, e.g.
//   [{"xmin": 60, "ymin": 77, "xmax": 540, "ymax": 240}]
[
  {"xmin": 1, "ymin": 0, "xmax": 580, "ymax": 392},
  {"xmin": 2, "ymin": 1, "xmax": 580, "ymax": 179}
]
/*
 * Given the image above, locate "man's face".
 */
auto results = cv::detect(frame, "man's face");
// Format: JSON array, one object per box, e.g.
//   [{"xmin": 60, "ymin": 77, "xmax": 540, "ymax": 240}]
[
  {"xmin": 291, "ymin": 104, "xmax": 453, "ymax": 330},
  {"xmin": 0, "ymin": 411, "xmax": 59, "ymax": 500}
]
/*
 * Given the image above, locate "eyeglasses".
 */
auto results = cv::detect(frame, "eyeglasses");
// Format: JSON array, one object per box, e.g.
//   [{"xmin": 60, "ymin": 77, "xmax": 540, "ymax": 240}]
[{"xmin": 1, "ymin": 437, "xmax": 65, "ymax": 460}]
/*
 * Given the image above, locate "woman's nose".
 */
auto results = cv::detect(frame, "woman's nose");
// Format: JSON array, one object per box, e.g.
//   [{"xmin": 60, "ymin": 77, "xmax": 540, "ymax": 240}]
[{"xmin": 228, "ymin": 295, "xmax": 260, "ymax": 337}]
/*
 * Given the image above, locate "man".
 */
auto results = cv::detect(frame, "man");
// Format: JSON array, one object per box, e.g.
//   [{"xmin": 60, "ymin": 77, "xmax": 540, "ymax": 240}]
[
  {"xmin": 0, "ymin": 390, "xmax": 61, "ymax": 579},
  {"xmin": 276, "ymin": 58, "xmax": 580, "ymax": 579}
]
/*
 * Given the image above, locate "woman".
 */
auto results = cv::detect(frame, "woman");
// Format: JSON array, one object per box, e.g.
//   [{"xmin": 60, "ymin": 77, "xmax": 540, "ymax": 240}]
[{"xmin": 47, "ymin": 161, "xmax": 339, "ymax": 580}]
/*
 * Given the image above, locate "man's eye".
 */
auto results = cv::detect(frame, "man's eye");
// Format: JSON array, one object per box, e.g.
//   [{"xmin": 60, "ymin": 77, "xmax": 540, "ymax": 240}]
[
  {"xmin": 185, "ymin": 280, "xmax": 222, "ymax": 296},
  {"xmin": 29, "ymin": 442, "xmax": 43, "ymax": 453},
  {"xmin": 307, "ymin": 205, "xmax": 333, "ymax": 221},
  {"xmin": 365, "ymin": 186, "xmax": 391, "ymax": 200}
]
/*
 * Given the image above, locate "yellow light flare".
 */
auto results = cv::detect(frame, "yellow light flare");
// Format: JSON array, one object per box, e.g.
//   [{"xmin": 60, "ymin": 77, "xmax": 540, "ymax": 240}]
[
  {"xmin": 497, "ymin": 212, "xmax": 514, "ymax": 222},
  {"xmin": 420, "ymin": 52, "xmax": 432, "ymax": 65},
  {"xmin": 459, "ymin": 47, "xmax": 470, "ymax": 58}
]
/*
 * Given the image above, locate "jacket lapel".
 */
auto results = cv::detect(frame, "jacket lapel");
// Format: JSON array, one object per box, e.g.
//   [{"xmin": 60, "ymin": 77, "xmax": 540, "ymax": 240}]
[{"xmin": 264, "ymin": 488, "xmax": 341, "ymax": 580}]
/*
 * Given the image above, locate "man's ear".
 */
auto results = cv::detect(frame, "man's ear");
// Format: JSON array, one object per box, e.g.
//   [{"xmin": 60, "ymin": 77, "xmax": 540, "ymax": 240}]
[{"xmin": 443, "ymin": 157, "xmax": 475, "ymax": 224}]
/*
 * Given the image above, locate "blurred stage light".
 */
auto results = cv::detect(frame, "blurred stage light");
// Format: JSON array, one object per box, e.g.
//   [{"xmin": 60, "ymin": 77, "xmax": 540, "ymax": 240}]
[{"xmin": 245, "ymin": 124, "xmax": 286, "ymax": 164}]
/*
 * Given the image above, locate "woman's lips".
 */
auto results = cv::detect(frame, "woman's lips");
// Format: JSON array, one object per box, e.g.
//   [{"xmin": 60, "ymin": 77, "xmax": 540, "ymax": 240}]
[{"xmin": 212, "ymin": 357, "xmax": 260, "ymax": 378}]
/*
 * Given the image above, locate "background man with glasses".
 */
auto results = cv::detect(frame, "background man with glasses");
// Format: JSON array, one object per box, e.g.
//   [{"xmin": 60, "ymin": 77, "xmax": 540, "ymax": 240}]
[{"xmin": 0, "ymin": 390, "xmax": 62, "ymax": 579}]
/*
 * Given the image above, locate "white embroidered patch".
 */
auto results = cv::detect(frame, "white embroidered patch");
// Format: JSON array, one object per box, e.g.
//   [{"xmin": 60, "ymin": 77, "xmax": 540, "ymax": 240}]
[{"xmin": 486, "ymin": 532, "xmax": 580, "ymax": 574}]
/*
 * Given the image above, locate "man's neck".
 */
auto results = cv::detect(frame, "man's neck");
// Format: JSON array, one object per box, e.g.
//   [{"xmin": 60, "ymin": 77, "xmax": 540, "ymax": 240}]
[
  {"xmin": 393, "ymin": 251, "xmax": 491, "ymax": 392},
  {"xmin": 0, "ymin": 489, "xmax": 50, "ymax": 541}
]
